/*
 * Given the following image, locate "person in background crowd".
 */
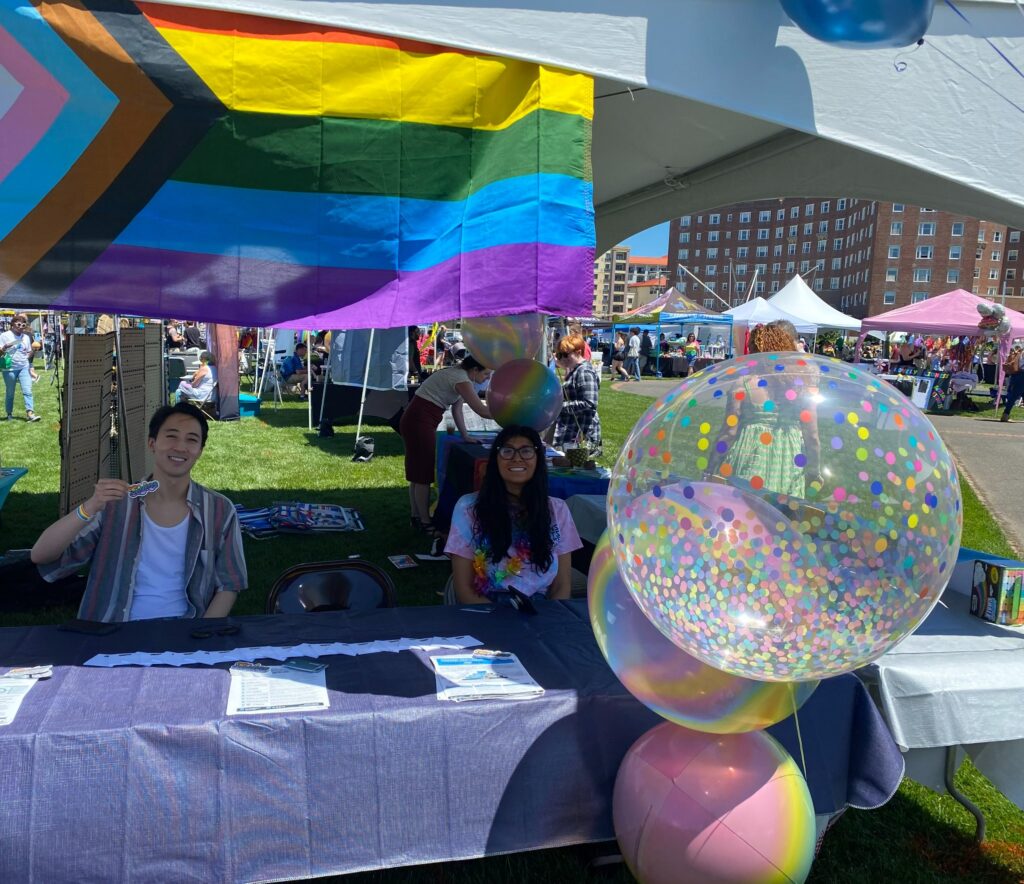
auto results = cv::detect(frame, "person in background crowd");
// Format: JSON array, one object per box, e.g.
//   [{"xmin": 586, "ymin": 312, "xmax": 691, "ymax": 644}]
[
  {"xmin": 553, "ymin": 334, "xmax": 602, "ymax": 456},
  {"xmin": 238, "ymin": 328, "xmax": 256, "ymax": 351},
  {"xmin": 31, "ymin": 403, "xmax": 246, "ymax": 622},
  {"xmin": 588, "ymin": 329, "xmax": 600, "ymax": 353},
  {"xmin": 640, "ymin": 329, "xmax": 654, "ymax": 375},
  {"xmin": 0, "ymin": 313, "xmax": 40, "ymax": 421},
  {"xmin": 797, "ymin": 337, "xmax": 807, "ymax": 353},
  {"xmin": 166, "ymin": 321, "xmax": 184, "ymax": 350},
  {"xmin": 444, "ymin": 424, "xmax": 582, "ymax": 605},
  {"xmin": 175, "ymin": 351, "xmax": 216, "ymax": 404},
  {"xmin": 568, "ymin": 323, "xmax": 592, "ymax": 361},
  {"xmin": 624, "ymin": 327, "xmax": 642, "ymax": 381},
  {"xmin": 434, "ymin": 325, "xmax": 449, "ymax": 366},
  {"xmin": 408, "ymin": 326, "xmax": 422, "ymax": 381},
  {"xmin": 183, "ymin": 321, "xmax": 205, "ymax": 349},
  {"xmin": 399, "ymin": 355, "xmax": 492, "ymax": 536},
  {"xmin": 1001, "ymin": 344, "xmax": 1024, "ymax": 422},
  {"xmin": 611, "ymin": 331, "xmax": 629, "ymax": 381},
  {"xmin": 280, "ymin": 342, "xmax": 309, "ymax": 396}
]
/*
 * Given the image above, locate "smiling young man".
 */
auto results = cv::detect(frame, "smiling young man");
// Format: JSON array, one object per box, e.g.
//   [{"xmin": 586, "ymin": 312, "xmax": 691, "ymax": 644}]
[{"xmin": 31, "ymin": 403, "xmax": 247, "ymax": 622}]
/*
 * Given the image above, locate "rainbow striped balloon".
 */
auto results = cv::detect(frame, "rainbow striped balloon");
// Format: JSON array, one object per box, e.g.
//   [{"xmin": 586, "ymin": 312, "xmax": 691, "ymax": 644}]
[{"xmin": 0, "ymin": 1, "xmax": 594, "ymax": 326}]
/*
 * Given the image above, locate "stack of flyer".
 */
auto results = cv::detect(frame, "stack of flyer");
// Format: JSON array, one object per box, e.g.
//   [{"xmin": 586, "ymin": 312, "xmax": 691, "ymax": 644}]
[{"xmin": 430, "ymin": 651, "xmax": 544, "ymax": 702}]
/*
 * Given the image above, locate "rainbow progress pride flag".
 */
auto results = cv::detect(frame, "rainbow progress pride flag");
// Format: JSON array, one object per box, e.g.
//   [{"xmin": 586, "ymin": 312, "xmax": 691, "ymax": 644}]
[{"xmin": 0, "ymin": 0, "xmax": 594, "ymax": 326}]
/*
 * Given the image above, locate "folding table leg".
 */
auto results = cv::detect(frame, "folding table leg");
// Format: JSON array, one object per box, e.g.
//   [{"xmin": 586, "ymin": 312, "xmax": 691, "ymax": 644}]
[{"xmin": 944, "ymin": 745, "xmax": 986, "ymax": 843}]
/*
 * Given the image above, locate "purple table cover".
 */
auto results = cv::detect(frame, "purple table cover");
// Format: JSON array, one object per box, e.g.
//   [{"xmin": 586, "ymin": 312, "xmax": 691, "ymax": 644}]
[{"xmin": 0, "ymin": 600, "xmax": 903, "ymax": 883}]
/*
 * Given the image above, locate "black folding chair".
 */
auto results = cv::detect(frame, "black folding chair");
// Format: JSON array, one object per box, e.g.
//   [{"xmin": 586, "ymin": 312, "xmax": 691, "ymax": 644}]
[{"xmin": 266, "ymin": 560, "xmax": 397, "ymax": 614}]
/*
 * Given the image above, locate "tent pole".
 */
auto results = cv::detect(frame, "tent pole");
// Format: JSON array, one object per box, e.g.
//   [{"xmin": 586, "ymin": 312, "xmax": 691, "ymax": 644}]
[{"xmin": 354, "ymin": 328, "xmax": 375, "ymax": 456}]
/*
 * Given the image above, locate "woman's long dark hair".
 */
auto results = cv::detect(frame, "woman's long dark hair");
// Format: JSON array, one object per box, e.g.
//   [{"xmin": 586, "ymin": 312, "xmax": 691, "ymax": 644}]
[{"xmin": 473, "ymin": 425, "xmax": 553, "ymax": 573}]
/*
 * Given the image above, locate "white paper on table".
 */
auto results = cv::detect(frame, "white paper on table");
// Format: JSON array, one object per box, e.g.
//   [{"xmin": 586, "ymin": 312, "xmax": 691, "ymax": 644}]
[
  {"xmin": 430, "ymin": 653, "xmax": 544, "ymax": 702},
  {"xmin": 226, "ymin": 666, "xmax": 329, "ymax": 715},
  {"xmin": 0, "ymin": 678, "xmax": 37, "ymax": 725}
]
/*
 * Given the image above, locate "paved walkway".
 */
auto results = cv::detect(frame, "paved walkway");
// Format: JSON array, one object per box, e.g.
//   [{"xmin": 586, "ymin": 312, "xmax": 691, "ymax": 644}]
[{"xmin": 611, "ymin": 378, "xmax": 1024, "ymax": 556}]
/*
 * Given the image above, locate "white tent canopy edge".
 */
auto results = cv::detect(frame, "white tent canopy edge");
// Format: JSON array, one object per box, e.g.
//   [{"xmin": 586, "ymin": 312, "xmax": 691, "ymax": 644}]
[{"xmin": 144, "ymin": 0, "xmax": 1024, "ymax": 251}]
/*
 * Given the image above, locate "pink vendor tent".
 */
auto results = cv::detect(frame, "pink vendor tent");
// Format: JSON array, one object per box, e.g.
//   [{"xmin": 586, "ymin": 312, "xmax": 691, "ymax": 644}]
[
  {"xmin": 860, "ymin": 289, "xmax": 1024, "ymax": 339},
  {"xmin": 858, "ymin": 289, "xmax": 1024, "ymax": 408}
]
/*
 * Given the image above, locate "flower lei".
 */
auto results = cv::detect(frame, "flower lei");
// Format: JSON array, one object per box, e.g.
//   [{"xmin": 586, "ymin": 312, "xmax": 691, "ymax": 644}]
[{"xmin": 472, "ymin": 531, "xmax": 531, "ymax": 598}]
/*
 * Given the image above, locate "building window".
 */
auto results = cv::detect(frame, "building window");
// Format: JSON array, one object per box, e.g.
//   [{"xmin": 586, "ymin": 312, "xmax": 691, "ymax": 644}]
[
  {"xmin": 708, "ymin": 231, "xmax": 720, "ymax": 242},
  {"xmin": 773, "ymin": 245, "xmax": 783, "ymax": 257},
  {"xmin": 803, "ymin": 223, "xmax": 813, "ymax": 236},
  {"xmin": 756, "ymin": 246, "xmax": 769, "ymax": 257},
  {"xmin": 800, "ymin": 260, "xmax": 810, "ymax": 273},
  {"xmin": 918, "ymin": 222, "xmax": 936, "ymax": 236},
  {"xmin": 830, "ymin": 277, "xmax": 840, "ymax": 289},
  {"xmin": 738, "ymin": 229, "xmax": 750, "ymax": 241},
  {"xmin": 759, "ymin": 210, "xmax": 771, "ymax": 222},
  {"xmin": 883, "ymin": 291, "xmax": 896, "ymax": 305},
  {"xmin": 989, "ymin": 268, "xmax": 999, "ymax": 280},
  {"xmin": 911, "ymin": 292, "xmax": 928, "ymax": 303},
  {"xmin": 813, "ymin": 278, "xmax": 823, "ymax": 291},
  {"xmin": 775, "ymin": 226, "xmax": 784, "ymax": 239},
  {"xmin": 679, "ymin": 232, "xmax": 690, "ymax": 244},
  {"xmin": 988, "ymin": 287, "xmax": 997, "ymax": 296},
  {"xmin": 736, "ymin": 264, "xmax": 748, "ymax": 276},
  {"xmin": 1010, "ymin": 230, "xmax": 1021, "ymax": 242},
  {"xmin": 974, "ymin": 267, "xmax": 981, "ymax": 278},
  {"xmin": 777, "ymin": 209, "xmax": 785, "ymax": 221},
  {"xmin": 951, "ymin": 222, "xmax": 964, "ymax": 236},
  {"xmin": 787, "ymin": 243, "xmax": 796, "ymax": 256},
  {"xmin": 681, "ymin": 216, "xmax": 691, "ymax": 226},
  {"xmin": 888, "ymin": 246, "xmax": 901, "ymax": 259},
  {"xmin": 772, "ymin": 263, "xmax": 781, "ymax": 274},
  {"xmin": 805, "ymin": 203, "xmax": 814, "ymax": 216},
  {"xmin": 892, "ymin": 203, "xmax": 904, "ymax": 212},
  {"xmin": 976, "ymin": 247, "xmax": 984, "ymax": 260},
  {"xmin": 994, "ymin": 230, "xmax": 1004, "ymax": 242},
  {"xmin": 817, "ymin": 241, "xmax": 827, "ymax": 253},
  {"xmin": 992, "ymin": 250, "xmax": 1001, "ymax": 262},
  {"xmin": 703, "ymin": 298, "xmax": 714, "ymax": 309},
  {"xmin": 709, "ymin": 213, "xmax": 720, "ymax": 225},
  {"xmin": 706, "ymin": 265, "xmax": 717, "ymax": 276},
  {"xmin": 886, "ymin": 268, "xmax": 899, "ymax": 282},
  {"xmin": 756, "ymin": 281, "xmax": 766, "ymax": 293},
  {"xmin": 820, "ymin": 201, "xmax": 831, "ymax": 213},
  {"xmin": 1005, "ymin": 285, "xmax": 1015, "ymax": 297},
  {"xmin": 770, "ymin": 281, "xmax": 780, "ymax": 292},
  {"xmin": 740, "ymin": 212, "xmax": 751, "ymax": 223},
  {"xmin": 836, "ymin": 218, "xmax": 846, "ymax": 231},
  {"xmin": 801, "ymin": 241, "xmax": 811, "ymax": 254},
  {"xmin": 790, "ymin": 206, "xmax": 800, "ymax": 219},
  {"xmin": 757, "ymin": 228, "xmax": 770, "ymax": 240},
  {"xmin": 833, "ymin": 238, "xmax": 843, "ymax": 251},
  {"xmin": 1007, "ymin": 268, "xmax": 1017, "ymax": 280},
  {"xmin": 915, "ymin": 245, "xmax": 933, "ymax": 259},
  {"xmin": 1010, "ymin": 250, "xmax": 1019, "ymax": 261},
  {"xmin": 706, "ymin": 248, "xmax": 718, "ymax": 258},
  {"xmin": 696, "ymin": 232, "xmax": 702, "ymax": 240},
  {"xmin": 837, "ymin": 198, "xmax": 847, "ymax": 210},
  {"xmin": 818, "ymin": 220, "xmax": 829, "ymax": 234},
  {"xmin": 677, "ymin": 249, "xmax": 689, "ymax": 260},
  {"xmin": 832, "ymin": 257, "xmax": 842, "ymax": 270},
  {"xmin": 913, "ymin": 268, "xmax": 932, "ymax": 282},
  {"xmin": 948, "ymin": 245, "xmax": 961, "ymax": 260},
  {"xmin": 947, "ymin": 269, "xmax": 960, "ymax": 283}
]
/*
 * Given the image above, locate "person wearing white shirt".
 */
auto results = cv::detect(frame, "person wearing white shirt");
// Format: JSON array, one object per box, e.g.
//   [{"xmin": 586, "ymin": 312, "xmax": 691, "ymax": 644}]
[
  {"xmin": 0, "ymin": 313, "xmax": 40, "ymax": 421},
  {"xmin": 624, "ymin": 327, "xmax": 642, "ymax": 381}
]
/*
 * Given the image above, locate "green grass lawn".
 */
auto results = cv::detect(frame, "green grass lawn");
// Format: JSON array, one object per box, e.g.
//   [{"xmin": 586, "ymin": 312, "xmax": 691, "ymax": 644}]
[{"xmin": 1, "ymin": 373, "xmax": 1022, "ymax": 883}]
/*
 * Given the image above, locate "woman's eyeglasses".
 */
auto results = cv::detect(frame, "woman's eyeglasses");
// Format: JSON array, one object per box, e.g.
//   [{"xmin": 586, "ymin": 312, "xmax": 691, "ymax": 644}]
[{"xmin": 498, "ymin": 445, "xmax": 538, "ymax": 461}]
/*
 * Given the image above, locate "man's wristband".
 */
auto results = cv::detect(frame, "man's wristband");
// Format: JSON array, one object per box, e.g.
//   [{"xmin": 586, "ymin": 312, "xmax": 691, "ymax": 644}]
[{"xmin": 76, "ymin": 503, "xmax": 93, "ymax": 522}]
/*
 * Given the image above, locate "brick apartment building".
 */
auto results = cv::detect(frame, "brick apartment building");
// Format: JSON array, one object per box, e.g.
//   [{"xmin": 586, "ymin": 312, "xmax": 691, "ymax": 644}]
[
  {"xmin": 663, "ymin": 198, "xmax": 1021, "ymax": 319},
  {"xmin": 592, "ymin": 248, "xmax": 667, "ymax": 317}
]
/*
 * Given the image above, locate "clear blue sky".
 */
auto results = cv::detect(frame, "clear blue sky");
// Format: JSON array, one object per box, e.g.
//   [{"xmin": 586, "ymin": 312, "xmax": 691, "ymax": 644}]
[{"xmin": 619, "ymin": 221, "xmax": 670, "ymax": 257}]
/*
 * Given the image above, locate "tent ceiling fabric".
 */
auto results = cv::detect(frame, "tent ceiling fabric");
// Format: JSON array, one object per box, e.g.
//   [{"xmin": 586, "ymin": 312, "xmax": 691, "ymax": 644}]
[{"xmin": 155, "ymin": 0, "xmax": 1024, "ymax": 249}]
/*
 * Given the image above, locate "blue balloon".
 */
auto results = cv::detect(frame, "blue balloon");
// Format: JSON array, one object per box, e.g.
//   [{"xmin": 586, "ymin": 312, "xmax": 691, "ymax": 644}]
[{"xmin": 780, "ymin": 0, "xmax": 935, "ymax": 49}]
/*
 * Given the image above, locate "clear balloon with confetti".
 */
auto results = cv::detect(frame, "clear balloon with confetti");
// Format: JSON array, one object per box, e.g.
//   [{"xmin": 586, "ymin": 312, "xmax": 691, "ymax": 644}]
[{"xmin": 607, "ymin": 352, "xmax": 962, "ymax": 682}]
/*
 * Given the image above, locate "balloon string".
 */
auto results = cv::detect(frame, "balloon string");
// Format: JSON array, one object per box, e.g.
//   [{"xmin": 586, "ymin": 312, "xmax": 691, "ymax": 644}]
[
  {"xmin": 790, "ymin": 683, "xmax": 809, "ymax": 780},
  {"xmin": 943, "ymin": 0, "xmax": 1024, "ymax": 81}
]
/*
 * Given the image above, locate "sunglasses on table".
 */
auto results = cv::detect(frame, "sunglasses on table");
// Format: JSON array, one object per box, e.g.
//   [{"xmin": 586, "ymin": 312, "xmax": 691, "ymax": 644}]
[{"xmin": 497, "ymin": 445, "xmax": 539, "ymax": 461}]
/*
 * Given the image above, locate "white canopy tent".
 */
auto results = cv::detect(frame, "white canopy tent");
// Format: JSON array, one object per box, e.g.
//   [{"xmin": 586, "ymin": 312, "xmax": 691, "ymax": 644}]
[
  {"xmin": 149, "ymin": 0, "xmax": 1024, "ymax": 251},
  {"xmin": 725, "ymin": 297, "xmax": 817, "ymax": 334},
  {"xmin": 768, "ymin": 276, "xmax": 862, "ymax": 332}
]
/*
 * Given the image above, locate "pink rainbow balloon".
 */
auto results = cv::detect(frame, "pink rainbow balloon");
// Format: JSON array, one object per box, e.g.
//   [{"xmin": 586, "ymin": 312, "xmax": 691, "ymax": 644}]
[
  {"xmin": 614, "ymin": 723, "xmax": 816, "ymax": 884},
  {"xmin": 589, "ymin": 531, "xmax": 816, "ymax": 734},
  {"xmin": 487, "ymin": 358, "xmax": 562, "ymax": 430}
]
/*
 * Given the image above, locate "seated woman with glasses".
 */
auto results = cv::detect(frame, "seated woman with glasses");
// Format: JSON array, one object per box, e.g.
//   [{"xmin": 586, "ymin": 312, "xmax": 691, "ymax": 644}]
[{"xmin": 444, "ymin": 425, "xmax": 582, "ymax": 605}]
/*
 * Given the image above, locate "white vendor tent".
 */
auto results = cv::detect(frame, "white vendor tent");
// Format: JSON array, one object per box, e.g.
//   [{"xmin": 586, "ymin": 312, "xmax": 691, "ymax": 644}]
[
  {"xmin": 768, "ymin": 276, "xmax": 862, "ymax": 332},
  {"xmin": 186, "ymin": 0, "xmax": 1024, "ymax": 249},
  {"xmin": 725, "ymin": 297, "xmax": 817, "ymax": 334}
]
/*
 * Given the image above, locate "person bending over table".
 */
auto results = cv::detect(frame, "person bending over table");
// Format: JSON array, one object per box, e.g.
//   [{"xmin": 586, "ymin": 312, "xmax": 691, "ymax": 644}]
[
  {"xmin": 444, "ymin": 425, "xmax": 582, "ymax": 605},
  {"xmin": 399, "ymin": 354, "xmax": 492, "ymax": 535},
  {"xmin": 31, "ymin": 403, "xmax": 247, "ymax": 622}
]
